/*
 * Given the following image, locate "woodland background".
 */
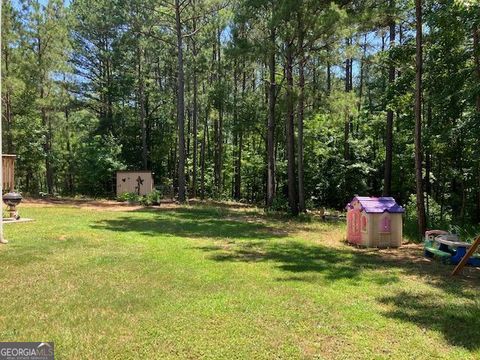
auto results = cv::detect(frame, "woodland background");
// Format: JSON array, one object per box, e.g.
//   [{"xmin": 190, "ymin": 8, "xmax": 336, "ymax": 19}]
[{"xmin": 1, "ymin": 0, "xmax": 479, "ymax": 236}]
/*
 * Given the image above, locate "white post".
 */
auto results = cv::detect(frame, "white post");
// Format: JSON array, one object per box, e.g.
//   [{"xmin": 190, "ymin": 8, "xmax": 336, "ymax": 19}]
[{"xmin": 0, "ymin": 0, "xmax": 5, "ymax": 244}]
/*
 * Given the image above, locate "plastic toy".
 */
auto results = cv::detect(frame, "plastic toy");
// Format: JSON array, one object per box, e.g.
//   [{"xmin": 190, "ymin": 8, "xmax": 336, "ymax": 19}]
[
  {"xmin": 424, "ymin": 230, "xmax": 480, "ymax": 267},
  {"xmin": 346, "ymin": 196, "xmax": 404, "ymax": 248}
]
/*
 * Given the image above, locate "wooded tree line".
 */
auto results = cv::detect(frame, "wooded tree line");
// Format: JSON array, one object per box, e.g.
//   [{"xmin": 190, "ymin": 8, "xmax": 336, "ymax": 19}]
[{"xmin": 1, "ymin": 0, "xmax": 479, "ymax": 234}]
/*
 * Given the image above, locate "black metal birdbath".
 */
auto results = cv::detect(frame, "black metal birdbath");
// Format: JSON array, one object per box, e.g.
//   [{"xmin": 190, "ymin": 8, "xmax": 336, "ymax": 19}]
[{"xmin": 3, "ymin": 192, "xmax": 22, "ymax": 220}]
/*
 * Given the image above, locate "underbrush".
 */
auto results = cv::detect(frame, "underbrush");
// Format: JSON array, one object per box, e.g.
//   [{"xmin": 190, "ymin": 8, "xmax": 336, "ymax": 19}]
[{"xmin": 116, "ymin": 189, "xmax": 162, "ymax": 206}]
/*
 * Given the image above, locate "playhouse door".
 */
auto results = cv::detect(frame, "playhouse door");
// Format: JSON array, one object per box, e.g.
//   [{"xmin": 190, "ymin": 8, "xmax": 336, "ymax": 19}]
[
  {"xmin": 352, "ymin": 209, "xmax": 362, "ymax": 244},
  {"xmin": 350, "ymin": 210, "xmax": 362, "ymax": 244}
]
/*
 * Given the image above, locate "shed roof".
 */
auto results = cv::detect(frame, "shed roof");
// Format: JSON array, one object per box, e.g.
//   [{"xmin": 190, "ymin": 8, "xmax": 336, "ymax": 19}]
[{"xmin": 347, "ymin": 196, "xmax": 405, "ymax": 214}]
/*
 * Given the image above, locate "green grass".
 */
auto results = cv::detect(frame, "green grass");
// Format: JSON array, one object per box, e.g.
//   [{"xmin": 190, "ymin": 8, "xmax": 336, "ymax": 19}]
[{"xmin": 1, "ymin": 203, "xmax": 479, "ymax": 359}]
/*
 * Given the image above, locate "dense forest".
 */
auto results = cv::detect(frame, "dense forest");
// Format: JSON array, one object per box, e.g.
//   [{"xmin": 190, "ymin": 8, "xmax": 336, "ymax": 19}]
[{"xmin": 1, "ymin": 0, "xmax": 479, "ymax": 235}]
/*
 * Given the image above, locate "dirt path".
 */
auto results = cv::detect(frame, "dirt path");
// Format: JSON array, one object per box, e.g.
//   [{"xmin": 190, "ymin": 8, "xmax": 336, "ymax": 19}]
[
  {"xmin": 22, "ymin": 198, "xmax": 162, "ymax": 212},
  {"xmin": 21, "ymin": 198, "xmax": 255, "ymax": 212}
]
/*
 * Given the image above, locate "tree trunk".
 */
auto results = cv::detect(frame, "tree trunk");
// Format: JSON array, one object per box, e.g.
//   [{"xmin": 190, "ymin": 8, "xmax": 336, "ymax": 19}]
[
  {"xmin": 414, "ymin": 0, "xmax": 427, "ymax": 236},
  {"xmin": 235, "ymin": 130, "xmax": 243, "ymax": 200},
  {"xmin": 186, "ymin": 104, "xmax": 191, "ymax": 168},
  {"xmin": 475, "ymin": 24, "xmax": 480, "ymax": 112},
  {"xmin": 45, "ymin": 109, "xmax": 54, "ymax": 194},
  {"xmin": 214, "ymin": 111, "xmax": 220, "ymax": 195},
  {"xmin": 191, "ymin": 6, "xmax": 198, "ymax": 198},
  {"xmin": 218, "ymin": 109, "xmax": 223, "ymax": 197},
  {"xmin": 357, "ymin": 34, "xmax": 367, "ymax": 116},
  {"xmin": 266, "ymin": 27, "xmax": 276, "ymax": 207},
  {"xmin": 349, "ymin": 55, "xmax": 353, "ymax": 97},
  {"xmin": 175, "ymin": 0, "xmax": 186, "ymax": 202},
  {"xmin": 137, "ymin": 44, "xmax": 148, "ymax": 170},
  {"xmin": 200, "ymin": 108, "xmax": 207, "ymax": 200},
  {"xmin": 327, "ymin": 61, "xmax": 331, "ymax": 94},
  {"xmin": 383, "ymin": 0, "xmax": 396, "ymax": 196},
  {"xmin": 192, "ymin": 66, "xmax": 198, "ymax": 199},
  {"xmin": 36, "ymin": 31, "xmax": 54, "ymax": 194},
  {"xmin": 285, "ymin": 41, "xmax": 298, "ymax": 215},
  {"xmin": 2, "ymin": 38, "xmax": 14, "ymax": 153},
  {"xmin": 473, "ymin": 24, "xmax": 480, "ymax": 221},
  {"xmin": 344, "ymin": 38, "xmax": 351, "ymax": 162},
  {"xmin": 65, "ymin": 107, "xmax": 74, "ymax": 194},
  {"xmin": 233, "ymin": 59, "xmax": 239, "ymax": 199},
  {"xmin": 297, "ymin": 20, "xmax": 306, "ymax": 212},
  {"xmin": 217, "ymin": 30, "xmax": 223, "ymax": 197},
  {"xmin": 425, "ymin": 102, "xmax": 432, "ymax": 219},
  {"xmin": 212, "ymin": 30, "xmax": 223, "ymax": 198},
  {"xmin": 234, "ymin": 67, "xmax": 246, "ymax": 200}
]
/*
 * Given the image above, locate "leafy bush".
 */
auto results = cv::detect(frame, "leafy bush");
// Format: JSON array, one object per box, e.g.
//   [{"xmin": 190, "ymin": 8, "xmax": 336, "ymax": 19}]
[
  {"xmin": 118, "ymin": 190, "xmax": 162, "ymax": 206},
  {"xmin": 117, "ymin": 192, "xmax": 141, "ymax": 203},
  {"xmin": 140, "ymin": 190, "xmax": 162, "ymax": 206}
]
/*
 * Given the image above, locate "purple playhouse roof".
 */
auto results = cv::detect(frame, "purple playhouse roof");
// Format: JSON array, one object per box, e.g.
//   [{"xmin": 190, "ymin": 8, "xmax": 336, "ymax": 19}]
[{"xmin": 347, "ymin": 196, "xmax": 405, "ymax": 214}]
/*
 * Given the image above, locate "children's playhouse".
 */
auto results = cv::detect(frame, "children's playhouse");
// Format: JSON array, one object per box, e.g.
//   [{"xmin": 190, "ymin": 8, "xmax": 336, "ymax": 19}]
[{"xmin": 346, "ymin": 196, "xmax": 404, "ymax": 248}]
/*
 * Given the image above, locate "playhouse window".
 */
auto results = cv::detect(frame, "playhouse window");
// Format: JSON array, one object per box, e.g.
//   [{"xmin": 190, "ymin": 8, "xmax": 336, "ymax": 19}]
[
  {"xmin": 379, "ymin": 216, "xmax": 391, "ymax": 233},
  {"xmin": 361, "ymin": 215, "xmax": 367, "ymax": 232}
]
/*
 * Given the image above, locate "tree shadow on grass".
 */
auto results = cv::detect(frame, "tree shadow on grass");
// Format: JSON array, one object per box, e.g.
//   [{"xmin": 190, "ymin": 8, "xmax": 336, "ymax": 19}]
[
  {"xmin": 91, "ymin": 207, "xmax": 288, "ymax": 240},
  {"xmin": 379, "ymin": 291, "xmax": 480, "ymax": 350},
  {"xmin": 195, "ymin": 232, "xmax": 480, "ymax": 351},
  {"xmin": 202, "ymin": 240, "xmax": 370, "ymax": 282},
  {"xmin": 92, "ymin": 205, "xmax": 480, "ymax": 350},
  {"xmin": 191, "ymin": 211, "xmax": 480, "ymax": 351},
  {"xmin": 200, "ymin": 237, "xmax": 480, "ymax": 287}
]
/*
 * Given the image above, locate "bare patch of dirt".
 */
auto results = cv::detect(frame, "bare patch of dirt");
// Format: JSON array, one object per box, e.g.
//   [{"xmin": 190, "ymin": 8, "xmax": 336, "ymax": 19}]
[
  {"xmin": 22, "ymin": 198, "xmax": 258, "ymax": 213},
  {"xmin": 22, "ymin": 198, "xmax": 177, "ymax": 212},
  {"xmin": 355, "ymin": 242, "xmax": 426, "ymax": 263}
]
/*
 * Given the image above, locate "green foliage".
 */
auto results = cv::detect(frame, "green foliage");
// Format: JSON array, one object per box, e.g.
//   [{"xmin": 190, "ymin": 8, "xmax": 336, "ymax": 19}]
[
  {"xmin": 405, "ymin": 194, "xmax": 453, "ymax": 240},
  {"xmin": 76, "ymin": 135, "xmax": 124, "ymax": 196},
  {"xmin": 2, "ymin": 0, "xmax": 480, "ymax": 232},
  {"xmin": 117, "ymin": 189, "xmax": 162, "ymax": 206},
  {"xmin": 117, "ymin": 192, "xmax": 141, "ymax": 203},
  {"xmin": 265, "ymin": 194, "xmax": 289, "ymax": 213},
  {"xmin": 140, "ymin": 189, "xmax": 163, "ymax": 206}
]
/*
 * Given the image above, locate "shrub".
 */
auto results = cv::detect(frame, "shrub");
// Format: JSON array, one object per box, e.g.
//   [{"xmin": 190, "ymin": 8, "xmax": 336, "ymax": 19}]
[
  {"xmin": 117, "ymin": 192, "xmax": 140, "ymax": 203},
  {"xmin": 118, "ymin": 190, "xmax": 162, "ymax": 206},
  {"xmin": 140, "ymin": 190, "xmax": 162, "ymax": 206}
]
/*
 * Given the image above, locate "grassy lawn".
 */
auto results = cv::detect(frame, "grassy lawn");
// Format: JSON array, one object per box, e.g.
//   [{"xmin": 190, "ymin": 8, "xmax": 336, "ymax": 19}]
[{"xmin": 1, "ymin": 202, "xmax": 479, "ymax": 359}]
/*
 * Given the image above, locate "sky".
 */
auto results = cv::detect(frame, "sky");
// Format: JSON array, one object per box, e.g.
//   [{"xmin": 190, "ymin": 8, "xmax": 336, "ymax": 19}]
[{"xmin": 11, "ymin": 0, "xmax": 71, "ymax": 9}]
